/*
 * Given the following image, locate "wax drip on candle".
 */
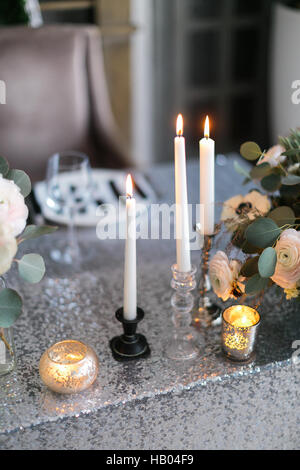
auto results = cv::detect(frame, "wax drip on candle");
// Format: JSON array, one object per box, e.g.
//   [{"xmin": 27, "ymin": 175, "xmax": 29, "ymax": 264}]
[
  {"xmin": 176, "ymin": 114, "xmax": 184, "ymax": 137},
  {"xmin": 126, "ymin": 174, "xmax": 133, "ymax": 199},
  {"xmin": 204, "ymin": 115, "xmax": 210, "ymax": 139}
]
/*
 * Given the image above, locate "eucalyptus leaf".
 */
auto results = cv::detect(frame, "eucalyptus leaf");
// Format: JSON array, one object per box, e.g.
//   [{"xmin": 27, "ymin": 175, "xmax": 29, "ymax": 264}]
[
  {"xmin": 240, "ymin": 256, "xmax": 259, "ymax": 278},
  {"xmin": 261, "ymin": 173, "xmax": 281, "ymax": 192},
  {"xmin": 0, "ymin": 156, "xmax": 9, "ymax": 176},
  {"xmin": 268, "ymin": 207, "xmax": 295, "ymax": 228},
  {"xmin": 282, "ymin": 174, "xmax": 300, "ymax": 186},
  {"xmin": 245, "ymin": 218, "xmax": 281, "ymax": 249},
  {"xmin": 6, "ymin": 169, "xmax": 31, "ymax": 197},
  {"xmin": 258, "ymin": 247, "xmax": 277, "ymax": 278},
  {"xmin": 18, "ymin": 254, "xmax": 45, "ymax": 284},
  {"xmin": 245, "ymin": 274, "xmax": 269, "ymax": 295},
  {"xmin": 0, "ymin": 289, "xmax": 22, "ymax": 328},
  {"xmin": 280, "ymin": 149, "xmax": 300, "ymax": 158},
  {"xmin": 250, "ymin": 163, "xmax": 272, "ymax": 180},
  {"xmin": 240, "ymin": 142, "xmax": 262, "ymax": 161},
  {"xmin": 19, "ymin": 225, "xmax": 58, "ymax": 243},
  {"xmin": 234, "ymin": 161, "xmax": 251, "ymax": 180}
]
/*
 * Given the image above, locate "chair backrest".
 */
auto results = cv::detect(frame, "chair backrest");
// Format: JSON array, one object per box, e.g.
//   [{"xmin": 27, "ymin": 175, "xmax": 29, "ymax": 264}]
[{"xmin": 0, "ymin": 25, "xmax": 127, "ymax": 181}]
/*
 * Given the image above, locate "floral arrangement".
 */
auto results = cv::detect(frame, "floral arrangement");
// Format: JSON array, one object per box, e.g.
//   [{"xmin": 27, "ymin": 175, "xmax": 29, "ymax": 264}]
[
  {"xmin": 0, "ymin": 155, "xmax": 57, "ymax": 341},
  {"xmin": 210, "ymin": 129, "xmax": 300, "ymax": 303}
]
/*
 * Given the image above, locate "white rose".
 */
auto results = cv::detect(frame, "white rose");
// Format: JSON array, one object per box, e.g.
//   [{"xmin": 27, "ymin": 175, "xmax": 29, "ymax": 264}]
[
  {"xmin": 0, "ymin": 224, "xmax": 17, "ymax": 275},
  {"xmin": 0, "ymin": 175, "xmax": 28, "ymax": 236},
  {"xmin": 259, "ymin": 145, "xmax": 286, "ymax": 168},
  {"xmin": 271, "ymin": 229, "xmax": 300, "ymax": 289},
  {"xmin": 209, "ymin": 251, "xmax": 242, "ymax": 302}
]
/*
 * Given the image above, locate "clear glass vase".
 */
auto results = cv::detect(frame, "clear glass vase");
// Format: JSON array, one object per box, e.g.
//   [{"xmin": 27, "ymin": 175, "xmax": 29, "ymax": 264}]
[
  {"xmin": 0, "ymin": 277, "xmax": 16, "ymax": 376},
  {"xmin": 0, "ymin": 326, "xmax": 16, "ymax": 376}
]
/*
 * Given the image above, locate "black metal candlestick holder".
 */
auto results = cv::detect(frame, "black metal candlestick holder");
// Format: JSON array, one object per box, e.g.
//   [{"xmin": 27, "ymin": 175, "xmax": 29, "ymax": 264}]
[{"xmin": 110, "ymin": 307, "xmax": 151, "ymax": 362}]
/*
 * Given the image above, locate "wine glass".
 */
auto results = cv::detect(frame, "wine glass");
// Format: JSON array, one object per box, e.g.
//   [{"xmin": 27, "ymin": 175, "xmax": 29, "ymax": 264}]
[{"xmin": 46, "ymin": 151, "xmax": 92, "ymax": 264}]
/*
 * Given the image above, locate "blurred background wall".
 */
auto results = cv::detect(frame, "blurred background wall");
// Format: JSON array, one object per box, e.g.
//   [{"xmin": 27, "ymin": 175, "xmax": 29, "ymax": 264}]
[{"xmin": 1, "ymin": 0, "xmax": 291, "ymax": 168}]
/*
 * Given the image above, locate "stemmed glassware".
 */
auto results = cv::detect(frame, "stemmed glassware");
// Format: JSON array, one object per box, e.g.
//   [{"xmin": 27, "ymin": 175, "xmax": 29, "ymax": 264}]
[{"xmin": 46, "ymin": 151, "xmax": 92, "ymax": 264}]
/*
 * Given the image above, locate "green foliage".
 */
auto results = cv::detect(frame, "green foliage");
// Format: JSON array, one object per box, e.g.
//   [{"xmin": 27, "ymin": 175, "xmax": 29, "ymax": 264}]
[
  {"xmin": 261, "ymin": 173, "xmax": 281, "ymax": 192},
  {"xmin": 6, "ymin": 169, "xmax": 31, "ymax": 197},
  {"xmin": 240, "ymin": 142, "xmax": 262, "ymax": 161},
  {"xmin": 0, "ymin": 1, "xmax": 30, "ymax": 25},
  {"xmin": 282, "ymin": 174, "xmax": 300, "ymax": 186},
  {"xmin": 0, "ymin": 156, "xmax": 9, "ymax": 176},
  {"xmin": 245, "ymin": 218, "xmax": 281, "ymax": 249},
  {"xmin": 245, "ymin": 274, "xmax": 270, "ymax": 295},
  {"xmin": 0, "ymin": 155, "xmax": 58, "ymax": 327},
  {"xmin": 234, "ymin": 161, "xmax": 251, "ymax": 180},
  {"xmin": 19, "ymin": 225, "xmax": 58, "ymax": 243},
  {"xmin": 268, "ymin": 207, "xmax": 295, "ymax": 228},
  {"xmin": 18, "ymin": 254, "xmax": 46, "ymax": 284},
  {"xmin": 250, "ymin": 163, "xmax": 272, "ymax": 180},
  {"xmin": 240, "ymin": 256, "xmax": 259, "ymax": 277},
  {"xmin": 258, "ymin": 248, "xmax": 277, "ymax": 278},
  {"xmin": 279, "ymin": 129, "xmax": 300, "ymax": 161},
  {"xmin": 0, "ymin": 289, "xmax": 22, "ymax": 328}
]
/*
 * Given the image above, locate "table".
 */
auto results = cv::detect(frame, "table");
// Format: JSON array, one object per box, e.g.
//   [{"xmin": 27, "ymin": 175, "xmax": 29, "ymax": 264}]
[{"xmin": 0, "ymin": 156, "xmax": 299, "ymax": 450}]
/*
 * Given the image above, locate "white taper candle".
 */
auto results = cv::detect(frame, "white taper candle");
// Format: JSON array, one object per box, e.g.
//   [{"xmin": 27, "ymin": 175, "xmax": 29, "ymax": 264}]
[
  {"xmin": 123, "ymin": 174, "xmax": 137, "ymax": 320},
  {"xmin": 174, "ymin": 114, "xmax": 191, "ymax": 273},
  {"xmin": 200, "ymin": 116, "xmax": 215, "ymax": 235}
]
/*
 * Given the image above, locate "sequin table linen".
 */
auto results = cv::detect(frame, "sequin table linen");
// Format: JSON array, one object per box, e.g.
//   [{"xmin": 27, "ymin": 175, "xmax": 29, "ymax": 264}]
[{"xmin": 0, "ymin": 157, "xmax": 299, "ymax": 450}]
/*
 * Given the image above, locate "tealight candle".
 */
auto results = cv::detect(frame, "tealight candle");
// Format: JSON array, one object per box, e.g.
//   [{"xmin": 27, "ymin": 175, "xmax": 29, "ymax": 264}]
[
  {"xmin": 222, "ymin": 306, "xmax": 261, "ymax": 362},
  {"xmin": 39, "ymin": 340, "xmax": 99, "ymax": 394}
]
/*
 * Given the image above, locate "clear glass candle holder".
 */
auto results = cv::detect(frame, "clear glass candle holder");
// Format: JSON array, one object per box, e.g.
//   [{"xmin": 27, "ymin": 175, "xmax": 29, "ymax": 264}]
[
  {"xmin": 166, "ymin": 264, "xmax": 199, "ymax": 361},
  {"xmin": 222, "ymin": 306, "xmax": 261, "ymax": 362},
  {"xmin": 39, "ymin": 340, "xmax": 99, "ymax": 394}
]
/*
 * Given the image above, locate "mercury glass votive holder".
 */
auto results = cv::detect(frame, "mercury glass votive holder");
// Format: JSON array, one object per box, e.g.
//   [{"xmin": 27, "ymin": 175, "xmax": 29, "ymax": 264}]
[
  {"xmin": 39, "ymin": 340, "xmax": 99, "ymax": 394},
  {"xmin": 222, "ymin": 306, "xmax": 261, "ymax": 362}
]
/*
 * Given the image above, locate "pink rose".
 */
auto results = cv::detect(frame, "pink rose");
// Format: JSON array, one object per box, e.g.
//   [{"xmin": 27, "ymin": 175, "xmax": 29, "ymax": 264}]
[
  {"xmin": 271, "ymin": 229, "xmax": 300, "ymax": 289},
  {"xmin": 0, "ymin": 175, "xmax": 28, "ymax": 236},
  {"xmin": 259, "ymin": 145, "xmax": 286, "ymax": 168},
  {"xmin": 0, "ymin": 224, "xmax": 17, "ymax": 275}
]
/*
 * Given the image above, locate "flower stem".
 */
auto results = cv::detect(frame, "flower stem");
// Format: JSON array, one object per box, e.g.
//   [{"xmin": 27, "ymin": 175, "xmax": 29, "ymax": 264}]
[{"xmin": 0, "ymin": 328, "xmax": 13, "ymax": 356}]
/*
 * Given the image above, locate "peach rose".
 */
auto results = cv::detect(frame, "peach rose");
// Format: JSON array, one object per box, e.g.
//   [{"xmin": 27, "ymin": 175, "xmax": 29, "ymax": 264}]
[
  {"xmin": 271, "ymin": 229, "xmax": 300, "ymax": 289},
  {"xmin": 209, "ymin": 251, "xmax": 242, "ymax": 302},
  {"xmin": 221, "ymin": 191, "xmax": 271, "ymax": 232}
]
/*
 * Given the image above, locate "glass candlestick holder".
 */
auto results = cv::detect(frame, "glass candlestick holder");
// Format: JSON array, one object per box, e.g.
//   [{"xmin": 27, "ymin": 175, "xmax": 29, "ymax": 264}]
[
  {"xmin": 166, "ymin": 264, "xmax": 199, "ymax": 361},
  {"xmin": 193, "ymin": 228, "xmax": 221, "ymax": 329}
]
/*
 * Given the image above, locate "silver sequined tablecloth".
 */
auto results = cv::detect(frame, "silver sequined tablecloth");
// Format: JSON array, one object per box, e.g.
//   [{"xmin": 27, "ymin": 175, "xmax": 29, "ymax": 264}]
[{"xmin": 0, "ymin": 157, "xmax": 299, "ymax": 450}]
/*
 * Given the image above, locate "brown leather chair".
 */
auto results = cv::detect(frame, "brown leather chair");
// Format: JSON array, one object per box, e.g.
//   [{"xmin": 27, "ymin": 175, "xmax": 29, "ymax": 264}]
[{"xmin": 0, "ymin": 25, "xmax": 129, "ymax": 181}]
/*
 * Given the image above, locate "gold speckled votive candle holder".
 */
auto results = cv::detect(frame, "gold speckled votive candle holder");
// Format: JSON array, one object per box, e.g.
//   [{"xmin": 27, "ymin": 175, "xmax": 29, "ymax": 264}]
[
  {"xmin": 222, "ymin": 306, "xmax": 261, "ymax": 362},
  {"xmin": 39, "ymin": 340, "xmax": 99, "ymax": 394}
]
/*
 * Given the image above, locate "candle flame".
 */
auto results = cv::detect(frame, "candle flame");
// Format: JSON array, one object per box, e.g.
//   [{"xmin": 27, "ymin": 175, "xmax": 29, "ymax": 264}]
[
  {"xmin": 176, "ymin": 114, "xmax": 183, "ymax": 137},
  {"xmin": 126, "ymin": 174, "xmax": 133, "ymax": 198},
  {"xmin": 204, "ymin": 115, "xmax": 210, "ymax": 139}
]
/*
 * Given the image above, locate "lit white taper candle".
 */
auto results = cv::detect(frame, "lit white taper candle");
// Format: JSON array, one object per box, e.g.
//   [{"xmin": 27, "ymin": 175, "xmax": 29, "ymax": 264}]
[
  {"xmin": 174, "ymin": 114, "xmax": 191, "ymax": 273},
  {"xmin": 200, "ymin": 116, "xmax": 215, "ymax": 235},
  {"xmin": 123, "ymin": 174, "xmax": 137, "ymax": 320}
]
